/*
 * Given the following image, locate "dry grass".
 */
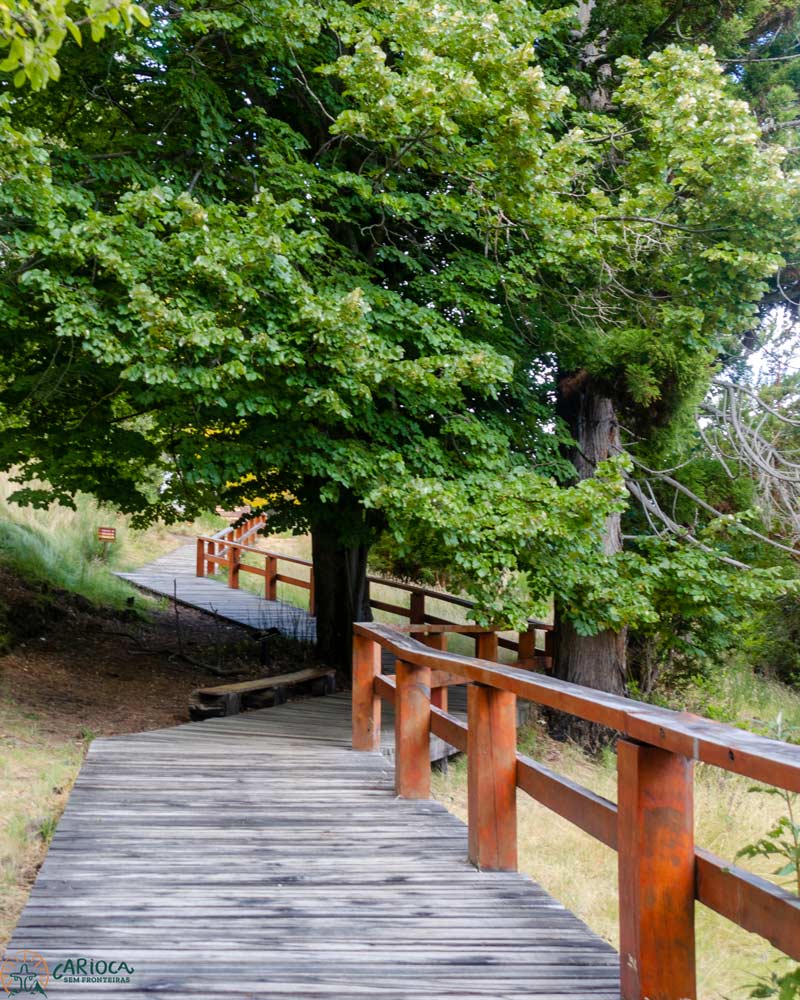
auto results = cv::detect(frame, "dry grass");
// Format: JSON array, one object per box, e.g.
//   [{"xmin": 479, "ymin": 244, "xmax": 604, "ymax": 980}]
[
  {"xmin": 0, "ymin": 703, "xmax": 85, "ymax": 944},
  {"xmin": 433, "ymin": 672, "xmax": 800, "ymax": 999}
]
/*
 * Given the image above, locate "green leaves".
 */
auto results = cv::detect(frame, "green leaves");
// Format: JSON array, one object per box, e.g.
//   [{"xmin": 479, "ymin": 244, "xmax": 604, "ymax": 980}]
[
  {"xmin": 0, "ymin": 0, "xmax": 149, "ymax": 90},
  {"xmin": 1, "ymin": 0, "xmax": 798, "ymax": 646}
]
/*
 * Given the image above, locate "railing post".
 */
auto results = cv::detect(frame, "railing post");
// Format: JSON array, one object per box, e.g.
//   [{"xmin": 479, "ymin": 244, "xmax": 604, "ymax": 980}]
[
  {"xmin": 196, "ymin": 538, "xmax": 205, "ymax": 578},
  {"xmin": 352, "ymin": 633, "xmax": 381, "ymax": 751},
  {"xmin": 265, "ymin": 555, "xmax": 277, "ymax": 600},
  {"xmin": 205, "ymin": 539, "xmax": 216, "ymax": 577},
  {"xmin": 421, "ymin": 632, "xmax": 448, "ymax": 710},
  {"xmin": 227, "ymin": 544, "xmax": 240, "ymax": 590},
  {"xmin": 517, "ymin": 625, "xmax": 536, "ymax": 669},
  {"xmin": 410, "ymin": 589, "xmax": 425, "ymax": 625},
  {"xmin": 467, "ymin": 683, "xmax": 517, "ymax": 871},
  {"xmin": 617, "ymin": 739, "xmax": 696, "ymax": 1000},
  {"xmin": 308, "ymin": 568, "xmax": 315, "ymax": 616},
  {"xmin": 476, "ymin": 631, "xmax": 498, "ymax": 661},
  {"xmin": 395, "ymin": 658, "xmax": 431, "ymax": 799}
]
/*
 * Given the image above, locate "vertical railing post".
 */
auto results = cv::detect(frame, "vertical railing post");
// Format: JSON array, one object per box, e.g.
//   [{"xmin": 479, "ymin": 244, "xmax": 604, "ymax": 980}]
[
  {"xmin": 227, "ymin": 543, "xmax": 240, "ymax": 590},
  {"xmin": 517, "ymin": 625, "xmax": 536, "ymax": 669},
  {"xmin": 352, "ymin": 632, "xmax": 382, "ymax": 751},
  {"xmin": 265, "ymin": 555, "xmax": 277, "ymax": 600},
  {"xmin": 206, "ymin": 539, "xmax": 216, "ymax": 577},
  {"xmin": 196, "ymin": 538, "xmax": 205, "ymax": 578},
  {"xmin": 308, "ymin": 568, "xmax": 315, "ymax": 616},
  {"xmin": 617, "ymin": 739, "xmax": 696, "ymax": 1000},
  {"xmin": 409, "ymin": 589, "xmax": 425, "ymax": 625},
  {"xmin": 421, "ymin": 632, "xmax": 448, "ymax": 710},
  {"xmin": 395, "ymin": 657, "xmax": 431, "ymax": 799},
  {"xmin": 467, "ymin": 683, "xmax": 517, "ymax": 871},
  {"xmin": 476, "ymin": 631, "xmax": 498, "ymax": 661}
]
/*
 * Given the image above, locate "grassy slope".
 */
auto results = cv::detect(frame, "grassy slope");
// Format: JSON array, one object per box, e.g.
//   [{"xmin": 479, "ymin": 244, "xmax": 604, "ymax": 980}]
[
  {"xmin": 433, "ymin": 662, "xmax": 800, "ymax": 1000},
  {"xmin": 0, "ymin": 471, "xmax": 226, "ymax": 613}
]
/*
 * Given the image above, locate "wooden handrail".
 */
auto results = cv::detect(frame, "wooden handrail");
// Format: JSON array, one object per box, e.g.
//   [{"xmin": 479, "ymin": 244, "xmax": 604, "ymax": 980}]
[
  {"xmin": 196, "ymin": 519, "xmax": 553, "ymax": 664},
  {"xmin": 196, "ymin": 514, "xmax": 316, "ymax": 610},
  {"xmin": 352, "ymin": 621, "xmax": 800, "ymax": 1000}
]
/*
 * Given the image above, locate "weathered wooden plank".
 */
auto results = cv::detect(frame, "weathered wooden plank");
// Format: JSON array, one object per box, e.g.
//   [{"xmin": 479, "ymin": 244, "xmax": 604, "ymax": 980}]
[{"xmin": 6, "ymin": 692, "xmax": 618, "ymax": 1000}]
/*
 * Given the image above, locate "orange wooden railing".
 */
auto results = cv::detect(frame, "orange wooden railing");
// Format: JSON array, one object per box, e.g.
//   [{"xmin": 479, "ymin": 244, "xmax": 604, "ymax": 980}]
[
  {"xmin": 196, "ymin": 515, "xmax": 553, "ymax": 664},
  {"xmin": 196, "ymin": 513, "xmax": 316, "ymax": 614},
  {"xmin": 352, "ymin": 621, "xmax": 800, "ymax": 1000}
]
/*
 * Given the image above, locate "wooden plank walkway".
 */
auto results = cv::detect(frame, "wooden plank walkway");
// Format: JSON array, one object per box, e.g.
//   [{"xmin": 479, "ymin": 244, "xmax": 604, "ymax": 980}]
[
  {"xmin": 117, "ymin": 542, "xmax": 317, "ymax": 641},
  {"xmin": 7, "ymin": 695, "xmax": 619, "ymax": 999},
  {"xmin": 116, "ymin": 542, "xmax": 486, "ymax": 730}
]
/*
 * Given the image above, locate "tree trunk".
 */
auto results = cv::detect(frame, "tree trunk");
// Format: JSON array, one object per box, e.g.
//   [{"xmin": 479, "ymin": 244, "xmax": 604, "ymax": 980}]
[
  {"xmin": 311, "ymin": 513, "xmax": 372, "ymax": 679},
  {"xmin": 552, "ymin": 373, "xmax": 627, "ymax": 748}
]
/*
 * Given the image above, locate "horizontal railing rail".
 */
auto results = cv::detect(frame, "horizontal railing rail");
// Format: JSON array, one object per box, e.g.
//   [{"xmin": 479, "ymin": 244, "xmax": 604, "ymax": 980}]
[
  {"xmin": 196, "ymin": 514, "xmax": 315, "ymax": 614},
  {"xmin": 196, "ymin": 518, "xmax": 552, "ymax": 665},
  {"xmin": 352, "ymin": 621, "xmax": 800, "ymax": 1000}
]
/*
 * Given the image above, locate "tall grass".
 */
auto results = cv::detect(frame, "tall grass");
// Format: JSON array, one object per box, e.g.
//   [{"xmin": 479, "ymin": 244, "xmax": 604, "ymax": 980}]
[{"xmin": 0, "ymin": 472, "xmax": 223, "ymax": 609}]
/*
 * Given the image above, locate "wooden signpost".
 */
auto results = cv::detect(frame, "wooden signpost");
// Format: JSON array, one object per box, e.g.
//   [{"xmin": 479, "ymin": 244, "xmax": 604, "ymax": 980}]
[{"xmin": 97, "ymin": 526, "xmax": 116, "ymax": 560}]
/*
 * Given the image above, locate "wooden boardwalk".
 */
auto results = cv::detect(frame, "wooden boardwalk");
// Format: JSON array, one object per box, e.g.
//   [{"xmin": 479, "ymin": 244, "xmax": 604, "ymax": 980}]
[
  {"xmin": 116, "ymin": 542, "xmax": 491, "ymax": 729},
  {"xmin": 117, "ymin": 542, "xmax": 317, "ymax": 641},
  {"xmin": 7, "ymin": 695, "xmax": 619, "ymax": 999}
]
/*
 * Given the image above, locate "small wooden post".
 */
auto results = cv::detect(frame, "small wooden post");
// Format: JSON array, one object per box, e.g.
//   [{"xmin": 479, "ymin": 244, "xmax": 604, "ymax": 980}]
[
  {"xmin": 409, "ymin": 589, "xmax": 425, "ymax": 625},
  {"xmin": 467, "ymin": 683, "xmax": 517, "ymax": 871},
  {"xmin": 206, "ymin": 539, "xmax": 216, "ymax": 577},
  {"xmin": 617, "ymin": 739, "xmax": 696, "ymax": 1000},
  {"xmin": 476, "ymin": 631, "xmax": 498, "ymax": 662},
  {"xmin": 421, "ymin": 632, "xmax": 448, "ymax": 711},
  {"xmin": 265, "ymin": 555, "xmax": 278, "ymax": 600},
  {"xmin": 196, "ymin": 538, "xmax": 205, "ymax": 578},
  {"xmin": 395, "ymin": 658, "xmax": 431, "ymax": 799},
  {"xmin": 517, "ymin": 625, "xmax": 536, "ymax": 669},
  {"xmin": 352, "ymin": 633, "xmax": 381, "ymax": 751},
  {"xmin": 227, "ymin": 544, "xmax": 240, "ymax": 590},
  {"xmin": 308, "ymin": 568, "xmax": 316, "ymax": 616}
]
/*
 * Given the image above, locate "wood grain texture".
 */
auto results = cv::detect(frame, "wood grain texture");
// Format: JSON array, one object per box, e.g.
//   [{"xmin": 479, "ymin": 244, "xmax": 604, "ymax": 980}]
[
  {"xmin": 394, "ymin": 658, "xmax": 432, "ymax": 799},
  {"xmin": 352, "ymin": 634, "xmax": 381, "ymax": 751},
  {"xmin": 617, "ymin": 740, "xmax": 695, "ymax": 1000},
  {"xmin": 467, "ymin": 684, "xmax": 517, "ymax": 872},
  {"xmin": 6, "ymin": 694, "xmax": 618, "ymax": 999},
  {"xmin": 355, "ymin": 623, "xmax": 800, "ymax": 792}
]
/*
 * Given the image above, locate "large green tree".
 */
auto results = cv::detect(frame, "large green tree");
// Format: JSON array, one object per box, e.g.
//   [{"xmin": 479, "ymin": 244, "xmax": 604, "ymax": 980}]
[{"xmin": 1, "ymin": 0, "xmax": 798, "ymax": 689}]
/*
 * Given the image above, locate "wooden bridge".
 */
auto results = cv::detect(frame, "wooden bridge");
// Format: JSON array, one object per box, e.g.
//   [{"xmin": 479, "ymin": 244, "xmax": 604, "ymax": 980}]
[{"xmin": 5, "ymin": 517, "xmax": 800, "ymax": 1000}]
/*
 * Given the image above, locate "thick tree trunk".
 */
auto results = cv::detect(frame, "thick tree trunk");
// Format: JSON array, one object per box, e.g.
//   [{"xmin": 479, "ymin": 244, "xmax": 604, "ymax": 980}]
[
  {"xmin": 311, "ymin": 514, "xmax": 372, "ymax": 679},
  {"xmin": 552, "ymin": 373, "xmax": 627, "ymax": 748}
]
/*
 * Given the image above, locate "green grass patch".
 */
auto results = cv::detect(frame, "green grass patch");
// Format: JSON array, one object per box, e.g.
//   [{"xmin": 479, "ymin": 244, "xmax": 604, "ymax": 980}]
[{"xmin": 0, "ymin": 472, "xmax": 225, "ymax": 612}]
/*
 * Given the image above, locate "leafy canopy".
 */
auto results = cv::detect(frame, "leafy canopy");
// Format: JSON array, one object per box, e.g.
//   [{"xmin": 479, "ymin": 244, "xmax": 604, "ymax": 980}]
[{"xmin": 1, "ymin": 0, "xmax": 798, "ymax": 634}]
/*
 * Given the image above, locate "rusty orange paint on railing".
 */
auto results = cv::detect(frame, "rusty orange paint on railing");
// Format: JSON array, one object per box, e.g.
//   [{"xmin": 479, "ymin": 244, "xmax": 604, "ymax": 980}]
[{"xmin": 351, "ymin": 620, "xmax": 800, "ymax": 1000}]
